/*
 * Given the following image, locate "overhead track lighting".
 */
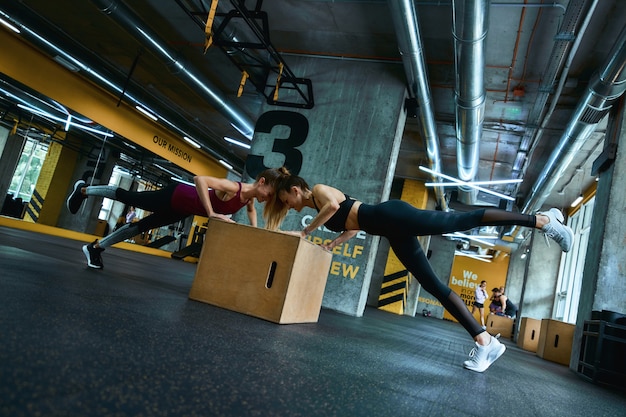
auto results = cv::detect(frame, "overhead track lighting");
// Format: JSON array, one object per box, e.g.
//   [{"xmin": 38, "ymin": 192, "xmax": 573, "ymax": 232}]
[
  {"xmin": 224, "ymin": 137, "xmax": 251, "ymax": 149},
  {"xmin": 183, "ymin": 136, "xmax": 201, "ymax": 149},
  {"xmin": 442, "ymin": 232, "xmax": 496, "ymax": 247},
  {"xmin": 419, "ymin": 166, "xmax": 518, "ymax": 202},
  {"xmin": 135, "ymin": 105, "xmax": 158, "ymax": 121},
  {"xmin": 17, "ymin": 103, "xmax": 113, "ymax": 137},
  {"xmin": 426, "ymin": 179, "xmax": 523, "ymax": 187},
  {"xmin": 454, "ymin": 251, "xmax": 493, "ymax": 263},
  {"xmin": 0, "ymin": 16, "xmax": 20, "ymax": 33},
  {"xmin": 219, "ymin": 160, "xmax": 233, "ymax": 170},
  {"xmin": 154, "ymin": 164, "xmax": 179, "ymax": 177},
  {"xmin": 570, "ymin": 194, "xmax": 584, "ymax": 208},
  {"xmin": 171, "ymin": 177, "xmax": 194, "ymax": 186}
]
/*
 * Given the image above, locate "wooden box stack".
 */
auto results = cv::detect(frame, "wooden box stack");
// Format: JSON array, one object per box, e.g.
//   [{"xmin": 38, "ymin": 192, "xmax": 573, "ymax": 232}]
[
  {"xmin": 486, "ymin": 314, "xmax": 515, "ymax": 339},
  {"xmin": 517, "ymin": 317, "xmax": 542, "ymax": 352},
  {"xmin": 536, "ymin": 319, "xmax": 576, "ymax": 365}
]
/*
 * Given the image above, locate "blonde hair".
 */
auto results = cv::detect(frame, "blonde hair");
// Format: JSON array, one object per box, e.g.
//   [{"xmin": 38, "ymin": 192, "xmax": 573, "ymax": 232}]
[{"xmin": 262, "ymin": 166, "xmax": 292, "ymax": 230}]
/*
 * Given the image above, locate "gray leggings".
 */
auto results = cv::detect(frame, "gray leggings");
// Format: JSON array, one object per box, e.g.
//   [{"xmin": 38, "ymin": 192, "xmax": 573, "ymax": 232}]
[{"xmin": 86, "ymin": 184, "xmax": 186, "ymax": 248}]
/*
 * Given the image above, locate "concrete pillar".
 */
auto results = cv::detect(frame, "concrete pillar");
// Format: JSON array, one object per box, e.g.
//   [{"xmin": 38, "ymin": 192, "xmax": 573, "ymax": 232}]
[
  {"xmin": 512, "ymin": 229, "xmax": 562, "ymax": 320},
  {"xmin": 0, "ymin": 130, "xmax": 28, "ymax": 211},
  {"xmin": 377, "ymin": 179, "xmax": 429, "ymax": 316},
  {"xmin": 570, "ymin": 100, "xmax": 626, "ymax": 369},
  {"xmin": 246, "ymin": 56, "xmax": 406, "ymax": 317},
  {"xmin": 23, "ymin": 131, "xmax": 78, "ymax": 225},
  {"xmin": 416, "ymin": 235, "xmax": 456, "ymax": 319},
  {"xmin": 56, "ymin": 137, "xmax": 117, "ymax": 234}
]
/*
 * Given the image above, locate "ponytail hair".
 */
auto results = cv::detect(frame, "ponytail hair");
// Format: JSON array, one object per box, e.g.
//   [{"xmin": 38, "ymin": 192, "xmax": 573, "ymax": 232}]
[{"xmin": 262, "ymin": 166, "xmax": 292, "ymax": 231}]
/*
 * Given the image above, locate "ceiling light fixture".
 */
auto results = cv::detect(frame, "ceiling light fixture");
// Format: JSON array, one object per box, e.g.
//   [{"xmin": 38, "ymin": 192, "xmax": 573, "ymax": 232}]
[
  {"xmin": 17, "ymin": 103, "xmax": 113, "ymax": 137},
  {"xmin": 170, "ymin": 176, "xmax": 194, "ymax": 186},
  {"xmin": 0, "ymin": 16, "xmax": 20, "ymax": 33},
  {"xmin": 442, "ymin": 232, "xmax": 496, "ymax": 247},
  {"xmin": 454, "ymin": 251, "xmax": 493, "ymax": 263},
  {"xmin": 224, "ymin": 136, "xmax": 251, "ymax": 149},
  {"xmin": 231, "ymin": 123, "xmax": 253, "ymax": 140},
  {"xmin": 219, "ymin": 160, "xmax": 233, "ymax": 170},
  {"xmin": 425, "ymin": 179, "xmax": 522, "ymax": 186},
  {"xmin": 183, "ymin": 136, "xmax": 201, "ymax": 149},
  {"xmin": 53, "ymin": 55, "xmax": 80, "ymax": 72},
  {"xmin": 570, "ymin": 194, "xmax": 584, "ymax": 208},
  {"xmin": 419, "ymin": 166, "xmax": 518, "ymax": 201},
  {"xmin": 154, "ymin": 164, "xmax": 179, "ymax": 177},
  {"xmin": 135, "ymin": 105, "xmax": 158, "ymax": 121}
]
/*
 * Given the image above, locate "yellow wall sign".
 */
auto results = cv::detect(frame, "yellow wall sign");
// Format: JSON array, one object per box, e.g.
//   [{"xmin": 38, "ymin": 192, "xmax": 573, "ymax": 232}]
[{"xmin": 443, "ymin": 255, "xmax": 509, "ymax": 324}]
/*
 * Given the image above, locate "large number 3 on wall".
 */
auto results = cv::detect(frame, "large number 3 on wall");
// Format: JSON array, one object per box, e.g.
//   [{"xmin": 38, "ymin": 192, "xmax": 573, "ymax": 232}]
[{"xmin": 245, "ymin": 110, "xmax": 309, "ymax": 178}]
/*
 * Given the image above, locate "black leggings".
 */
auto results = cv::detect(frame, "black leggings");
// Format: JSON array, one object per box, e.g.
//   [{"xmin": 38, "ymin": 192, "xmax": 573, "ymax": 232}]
[
  {"xmin": 114, "ymin": 184, "xmax": 187, "ymax": 233},
  {"xmin": 358, "ymin": 201, "xmax": 535, "ymax": 338}
]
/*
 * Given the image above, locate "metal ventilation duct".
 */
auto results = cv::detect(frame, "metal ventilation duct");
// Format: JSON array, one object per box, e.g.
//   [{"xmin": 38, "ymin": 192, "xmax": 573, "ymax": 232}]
[
  {"xmin": 452, "ymin": 0, "xmax": 489, "ymax": 205},
  {"xmin": 388, "ymin": 0, "xmax": 447, "ymax": 210},
  {"xmin": 91, "ymin": 0, "xmax": 255, "ymax": 140},
  {"xmin": 522, "ymin": 25, "xmax": 626, "ymax": 214},
  {"xmin": 0, "ymin": 2, "xmax": 238, "ymax": 165}
]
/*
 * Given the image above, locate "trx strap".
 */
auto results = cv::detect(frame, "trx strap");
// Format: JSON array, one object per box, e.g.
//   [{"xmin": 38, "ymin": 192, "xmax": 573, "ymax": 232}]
[
  {"xmin": 204, "ymin": 0, "xmax": 219, "ymax": 53},
  {"xmin": 238, "ymin": 71, "xmax": 249, "ymax": 97},
  {"xmin": 273, "ymin": 62, "xmax": 284, "ymax": 101}
]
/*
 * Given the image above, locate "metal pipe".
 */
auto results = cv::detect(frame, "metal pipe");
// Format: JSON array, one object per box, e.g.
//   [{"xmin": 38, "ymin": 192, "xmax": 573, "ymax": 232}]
[
  {"xmin": 388, "ymin": 0, "xmax": 448, "ymax": 210},
  {"xmin": 0, "ymin": 3, "xmax": 238, "ymax": 165},
  {"xmin": 452, "ymin": 0, "xmax": 490, "ymax": 204},
  {"xmin": 91, "ymin": 0, "xmax": 255, "ymax": 140},
  {"xmin": 522, "ymin": 25, "xmax": 626, "ymax": 213}
]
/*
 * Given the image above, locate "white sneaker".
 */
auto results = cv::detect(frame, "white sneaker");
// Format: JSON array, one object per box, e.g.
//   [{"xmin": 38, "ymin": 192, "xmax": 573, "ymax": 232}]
[
  {"xmin": 463, "ymin": 336, "xmax": 506, "ymax": 372},
  {"xmin": 538, "ymin": 208, "xmax": 574, "ymax": 252}
]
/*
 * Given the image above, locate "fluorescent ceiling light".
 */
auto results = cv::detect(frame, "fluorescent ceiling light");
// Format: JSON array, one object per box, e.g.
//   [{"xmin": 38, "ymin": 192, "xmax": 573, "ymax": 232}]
[
  {"xmin": 442, "ymin": 232, "xmax": 495, "ymax": 247},
  {"xmin": 170, "ymin": 176, "xmax": 194, "ymax": 186},
  {"xmin": 231, "ymin": 122, "xmax": 253, "ymax": 140},
  {"xmin": 135, "ymin": 105, "xmax": 158, "ymax": 121},
  {"xmin": 224, "ymin": 137, "xmax": 251, "ymax": 149},
  {"xmin": 0, "ymin": 16, "xmax": 20, "ymax": 33},
  {"xmin": 17, "ymin": 103, "xmax": 113, "ymax": 137},
  {"xmin": 219, "ymin": 160, "xmax": 233, "ymax": 170},
  {"xmin": 183, "ymin": 136, "xmax": 201, "ymax": 149},
  {"xmin": 54, "ymin": 55, "xmax": 80, "ymax": 72},
  {"xmin": 454, "ymin": 251, "xmax": 493, "ymax": 263},
  {"xmin": 154, "ymin": 164, "xmax": 178, "ymax": 177},
  {"xmin": 570, "ymin": 194, "xmax": 583, "ymax": 208},
  {"xmin": 426, "ymin": 179, "xmax": 522, "ymax": 186},
  {"xmin": 420, "ymin": 166, "xmax": 517, "ymax": 201}
]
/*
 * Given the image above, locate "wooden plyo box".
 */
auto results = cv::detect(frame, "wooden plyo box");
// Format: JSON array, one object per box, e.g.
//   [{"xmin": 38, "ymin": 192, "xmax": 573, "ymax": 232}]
[
  {"xmin": 189, "ymin": 220, "xmax": 333, "ymax": 324},
  {"xmin": 486, "ymin": 314, "xmax": 515, "ymax": 339},
  {"xmin": 536, "ymin": 319, "xmax": 576, "ymax": 365},
  {"xmin": 517, "ymin": 317, "xmax": 542, "ymax": 352}
]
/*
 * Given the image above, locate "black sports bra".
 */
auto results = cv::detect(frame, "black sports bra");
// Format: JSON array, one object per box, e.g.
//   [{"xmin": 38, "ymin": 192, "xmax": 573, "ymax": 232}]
[{"xmin": 312, "ymin": 194, "xmax": 356, "ymax": 232}]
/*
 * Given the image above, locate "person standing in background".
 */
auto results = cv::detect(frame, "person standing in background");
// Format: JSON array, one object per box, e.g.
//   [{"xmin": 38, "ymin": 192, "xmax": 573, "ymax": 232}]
[
  {"xmin": 125, "ymin": 206, "xmax": 136, "ymax": 224},
  {"xmin": 471, "ymin": 280, "xmax": 488, "ymax": 329}
]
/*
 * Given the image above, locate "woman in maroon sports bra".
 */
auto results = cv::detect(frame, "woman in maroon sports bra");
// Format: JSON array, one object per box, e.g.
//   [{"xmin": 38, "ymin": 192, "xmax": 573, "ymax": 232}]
[{"xmin": 66, "ymin": 168, "xmax": 283, "ymax": 269}]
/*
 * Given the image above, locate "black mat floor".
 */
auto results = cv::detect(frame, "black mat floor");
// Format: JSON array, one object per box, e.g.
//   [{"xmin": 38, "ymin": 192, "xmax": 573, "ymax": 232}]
[{"xmin": 1, "ymin": 226, "xmax": 625, "ymax": 417}]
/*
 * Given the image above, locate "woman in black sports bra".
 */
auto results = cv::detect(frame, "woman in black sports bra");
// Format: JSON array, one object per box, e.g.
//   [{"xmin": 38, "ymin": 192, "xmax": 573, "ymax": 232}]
[{"xmin": 270, "ymin": 168, "xmax": 574, "ymax": 373}]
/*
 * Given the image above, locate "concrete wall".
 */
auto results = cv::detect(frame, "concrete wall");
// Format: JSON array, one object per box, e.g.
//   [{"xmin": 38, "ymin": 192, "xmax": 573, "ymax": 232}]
[
  {"xmin": 571, "ymin": 101, "xmax": 626, "ymax": 369},
  {"xmin": 508, "ymin": 230, "xmax": 562, "ymax": 320},
  {"xmin": 57, "ymin": 139, "xmax": 117, "ymax": 234},
  {"xmin": 0, "ymin": 132, "xmax": 27, "ymax": 204},
  {"xmin": 414, "ymin": 235, "xmax": 456, "ymax": 319},
  {"xmin": 246, "ymin": 55, "xmax": 406, "ymax": 317}
]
